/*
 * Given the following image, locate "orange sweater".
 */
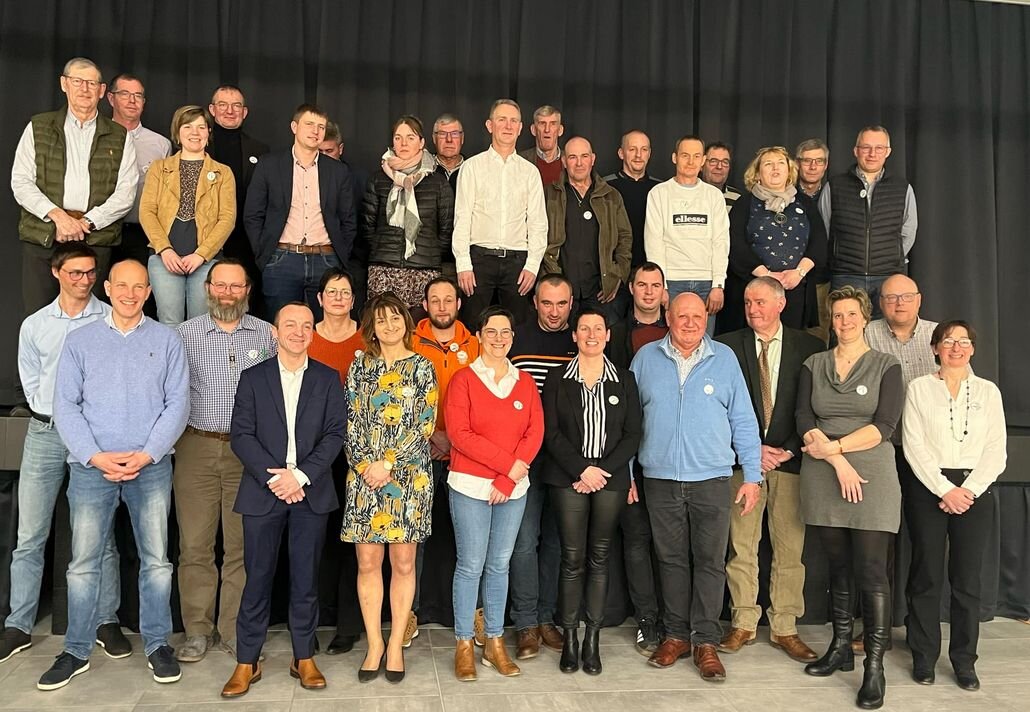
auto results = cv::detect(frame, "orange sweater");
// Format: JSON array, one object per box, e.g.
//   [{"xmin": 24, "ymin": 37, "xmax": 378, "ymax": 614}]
[{"xmin": 412, "ymin": 318, "xmax": 480, "ymax": 432}]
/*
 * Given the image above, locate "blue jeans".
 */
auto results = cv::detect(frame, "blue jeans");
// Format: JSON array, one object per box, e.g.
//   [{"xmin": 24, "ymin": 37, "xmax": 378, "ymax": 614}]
[
  {"xmin": 830, "ymin": 273, "xmax": 892, "ymax": 319},
  {"xmin": 262, "ymin": 249, "xmax": 341, "ymax": 322},
  {"xmin": 4, "ymin": 420, "xmax": 119, "ymax": 634},
  {"xmin": 667, "ymin": 279, "xmax": 716, "ymax": 336},
  {"xmin": 65, "ymin": 457, "xmax": 173, "ymax": 659},
  {"xmin": 147, "ymin": 254, "xmax": 214, "ymax": 326},
  {"xmin": 450, "ymin": 488, "xmax": 527, "ymax": 640},
  {"xmin": 508, "ymin": 480, "xmax": 561, "ymax": 630}
]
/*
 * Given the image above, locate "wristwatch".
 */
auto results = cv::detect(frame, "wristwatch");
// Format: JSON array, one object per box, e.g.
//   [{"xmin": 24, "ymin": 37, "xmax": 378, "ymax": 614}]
[
  {"xmin": 382, "ymin": 460, "xmax": 394, "ymax": 472},
  {"xmin": 84, "ymin": 217, "xmax": 97, "ymax": 231}
]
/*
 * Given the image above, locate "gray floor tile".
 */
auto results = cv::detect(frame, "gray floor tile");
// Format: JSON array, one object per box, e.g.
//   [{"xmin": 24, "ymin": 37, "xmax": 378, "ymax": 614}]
[
  {"xmin": 443, "ymin": 690, "xmax": 737, "ymax": 712},
  {"xmin": 0, "ymin": 653, "xmax": 147, "ymax": 709},
  {"xmin": 291, "ymin": 696, "xmax": 443, "ymax": 712}
]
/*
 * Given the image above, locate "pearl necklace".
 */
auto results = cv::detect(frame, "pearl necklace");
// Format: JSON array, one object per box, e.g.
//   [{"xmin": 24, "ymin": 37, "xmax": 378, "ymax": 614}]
[{"xmin": 943, "ymin": 376, "xmax": 970, "ymax": 442}]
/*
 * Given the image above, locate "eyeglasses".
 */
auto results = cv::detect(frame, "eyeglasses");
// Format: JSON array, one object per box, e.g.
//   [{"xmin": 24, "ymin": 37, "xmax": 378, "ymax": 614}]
[
  {"xmin": 213, "ymin": 101, "xmax": 244, "ymax": 111},
  {"xmin": 799, "ymin": 157, "xmax": 827, "ymax": 166},
  {"xmin": 482, "ymin": 328, "xmax": 513, "ymax": 339},
  {"xmin": 434, "ymin": 130, "xmax": 463, "ymax": 140},
  {"xmin": 706, "ymin": 158, "xmax": 730, "ymax": 168},
  {"xmin": 881, "ymin": 292, "xmax": 918, "ymax": 304},
  {"xmin": 209, "ymin": 281, "xmax": 248, "ymax": 293},
  {"xmin": 940, "ymin": 337, "xmax": 973, "ymax": 348},
  {"xmin": 857, "ymin": 144, "xmax": 889, "ymax": 155},
  {"xmin": 60, "ymin": 268, "xmax": 96, "ymax": 281},
  {"xmin": 63, "ymin": 75, "xmax": 101, "ymax": 90},
  {"xmin": 323, "ymin": 288, "xmax": 353, "ymax": 299},
  {"xmin": 110, "ymin": 90, "xmax": 145, "ymax": 101}
]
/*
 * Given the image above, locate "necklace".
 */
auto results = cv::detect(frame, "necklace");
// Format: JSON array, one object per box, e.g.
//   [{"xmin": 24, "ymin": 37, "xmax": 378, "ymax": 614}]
[{"xmin": 944, "ymin": 376, "xmax": 970, "ymax": 442}]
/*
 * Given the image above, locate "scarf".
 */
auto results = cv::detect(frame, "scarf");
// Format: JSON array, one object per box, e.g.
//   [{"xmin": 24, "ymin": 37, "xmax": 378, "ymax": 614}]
[
  {"xmin": 751, "ymin": 182, "xmax": 798, "ymax": 214},
  {"xmin": 381, "ymin": 148, "xmax": 436, "ymax": 259}
]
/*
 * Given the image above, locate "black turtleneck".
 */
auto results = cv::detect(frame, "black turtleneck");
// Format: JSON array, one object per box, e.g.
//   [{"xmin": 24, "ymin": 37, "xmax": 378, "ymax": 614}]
[{"xmin": 209, "ymin": 124, "xmax": 245, "ymax": 203}]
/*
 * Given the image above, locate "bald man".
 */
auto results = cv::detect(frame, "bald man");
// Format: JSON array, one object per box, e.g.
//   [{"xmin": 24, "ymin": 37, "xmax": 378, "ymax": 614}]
[
  {"xmin": 541, "ymin": 136, "xmax": 633, "ymax": 322},
  {"xmin": 630, "ymin": 292, "xmax": 762, "ymax": 683}
]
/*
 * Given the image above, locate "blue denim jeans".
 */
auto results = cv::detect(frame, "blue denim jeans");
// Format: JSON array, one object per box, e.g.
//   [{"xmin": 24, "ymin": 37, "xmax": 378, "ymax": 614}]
[
  {"xmin": 262, "ymin": 249, "xmax": 341, "ymax": 322},
  {"xmin": 667, "ymin": 279, "xmax": 716, "ymax": 336},
  {"xmin": 4, "ymin": 420, "xmax": 119, "ymax": 634},
  {"xmin": 830, "ymin": 273, "xmax": 891, "ymax": 319},
  {"xmin": 450, "ymin": 488, "xmax": 527, "ymax": 640},
  {"xmin": 65, "ymin": 456, "xmax": 173, "ymax": 659},
  {"xmin": 508, "ymin": 479, "xmax": 561, "ymax": 630},
  {"xmin": 147, "ymin": 254, "xmax": 214, "ymax": 326}
]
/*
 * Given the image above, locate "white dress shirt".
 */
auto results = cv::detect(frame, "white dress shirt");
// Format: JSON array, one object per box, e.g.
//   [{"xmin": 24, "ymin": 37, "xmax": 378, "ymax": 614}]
[
  {"xmin": 126, "ymin": 123, "xmax": 172, "ymax": 223},
  {"xmin": 279, "ymin": 356, "xmax": 312, "ymax": 487}
]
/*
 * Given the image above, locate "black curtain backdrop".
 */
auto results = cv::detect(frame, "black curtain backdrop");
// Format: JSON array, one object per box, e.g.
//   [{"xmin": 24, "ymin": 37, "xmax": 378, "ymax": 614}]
[{"xmin": 1, "ymin": 0, "xmax": 1029, "ymax": 431}]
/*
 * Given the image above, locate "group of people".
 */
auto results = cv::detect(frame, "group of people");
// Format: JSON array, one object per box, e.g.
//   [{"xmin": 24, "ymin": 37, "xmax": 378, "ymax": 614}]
[{"xmin": 0, "ymin": 56, "xmax": 1008, "ymax": 711}]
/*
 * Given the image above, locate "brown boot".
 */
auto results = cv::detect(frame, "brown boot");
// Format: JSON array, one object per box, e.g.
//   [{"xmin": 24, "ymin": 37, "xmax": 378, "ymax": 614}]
[
  {"xmin": 454, "ymin": 639, "xmax": 477, "ymax": 681},
  {"xmin": 221, "ymin": 662, "xmax": 262, "ymax": 698},
  {"xmin": 482, "ymin": 636, "xmax": 521, "ymax": 676},
  {"xmin": 515, "ymin": 627, "xmax": 540, "ymax": 660},
  {"xmin": 290, "ymin": 657, "xmax": 326, "ymax": 689},
  {"xmin": 538, "ymin": 623, "xmax": 564, "ymax": 652}
]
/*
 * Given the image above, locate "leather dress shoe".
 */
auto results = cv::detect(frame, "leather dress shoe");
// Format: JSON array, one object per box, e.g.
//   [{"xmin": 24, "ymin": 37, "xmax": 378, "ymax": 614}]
[
  {"xmin": 515, "ymin": 627, "xmax": 540, "ymax": 660},
  {"xmin": 221, "ymin": 662, "xmax": 261, "ymax": 698},
  {"xmin": 955, "ymin": 669, "xmax": 980, "ymax": 691},
  {"xmin": 290, "ymin": 658, "xmax": 326, "ymax": 689},
  {"xmin": 769, "ymin": 634, "xmax": 819, "ymax": 662},
  {"xmin": 326, "ymin": 633, "xmax": 357, "ymax": 655},
  {"xmin": 693, "ymin": 643, "xmax": 726, "ymax": 682},
  {"xmin": 912, "ymin": 667, "xmax": 935, "ymax": 685},
  {"xmin": 648, "ymin": 637, "xmax": 691, "ymax": 668},
  {"xmin": 718, "ymin": 627, "xmax": 756, "ymax": 653},
  {"xmin": 538, "ymin": 623, "xmax": 564, "ymax": 652},
  {"xmin": 385, "ymin": 649, "xmax": 405, "ymax": 684}
]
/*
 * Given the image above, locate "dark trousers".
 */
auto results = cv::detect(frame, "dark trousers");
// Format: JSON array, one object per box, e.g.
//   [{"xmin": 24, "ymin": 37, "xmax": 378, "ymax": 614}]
[
  {"xmin": 413, "ymin": 459, "xmax": 448, "ymax": 611},
  {"xmin": 811, "ymin": 525, "xmax": 891, "ymax": 598},
  {"xmin": 222, "ymin": 226, "xmax": 267, "ymax": 319},
  {"xmin": 620, "ymin": 476, "xmax": 661, "ymax": 622},
  {"xmin": 644, "ymin": 476, "xmax": 731, "ymax": 645},
  {"xmin": 321, "ymin": 453, "xmax": 362, "ymax": 637},
  {"xmin": 902, "ymin": 468, "xmax": 993, "ymax": 672},
  {"xmin": 21, "ymin": 241, "xmax": 112, "ymax": 316},
  {"xmin": 552, "ymin": 485, "xmax": 625, "ymax": 628},
  {"xmin": 509, "ymin": 478, "xmax": 561, "ymax": 630},
  {"xmin": 262, "ymin": 249, "xmax": 341, "ymax": 322},
  {"xmin": 460, "ymin": 248, "xmax": 530, "ymax": 326},
  {"xmin": 110, "ymin": 222, "xmax": 157, "ymax": 317},
  {"xmin": 237, "ymin": 499, "xmax": 329, "ymax": 664}
]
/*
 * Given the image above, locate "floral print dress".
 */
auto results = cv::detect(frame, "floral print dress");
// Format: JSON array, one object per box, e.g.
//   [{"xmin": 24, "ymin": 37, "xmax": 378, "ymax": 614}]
[{"xmin": 342, "ymin": 352, "xmax": 438, "ymax": 543}]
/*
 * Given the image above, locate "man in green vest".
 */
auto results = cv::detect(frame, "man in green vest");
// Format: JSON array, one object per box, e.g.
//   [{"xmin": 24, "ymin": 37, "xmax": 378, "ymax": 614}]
[{"xmin": 11, "ymin": 57, "xmax": 138, "ymax": 316}]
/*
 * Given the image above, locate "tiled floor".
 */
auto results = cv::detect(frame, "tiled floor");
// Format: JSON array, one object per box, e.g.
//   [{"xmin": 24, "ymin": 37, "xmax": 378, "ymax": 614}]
[{"xmin": 2, "ymin": 618, "xmax": 1029, "ymax": 711}]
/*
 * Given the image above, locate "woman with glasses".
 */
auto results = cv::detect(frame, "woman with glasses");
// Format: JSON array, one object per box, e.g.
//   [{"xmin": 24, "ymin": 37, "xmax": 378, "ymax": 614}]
[
  {"xmin": 718, "ymin": 146, "xmax": 826, "ymax": 334},
  {"xmin": 362, "ymin": 115, "xmax": 454, "ymax": 308},
  {"xmin": 901, "ymin": 321, "xmax": 1006, "ymax": 692},
  {"xmin": 445, "ymin": 306, "xmax": 544, "ymax": 681},
  {"xmin": 140, "ymin": 105, "xmax": 235, "ymax": 325},
  {"xmin": 309, "ymin": 268, "xmax": 364, "ymax": 381}
]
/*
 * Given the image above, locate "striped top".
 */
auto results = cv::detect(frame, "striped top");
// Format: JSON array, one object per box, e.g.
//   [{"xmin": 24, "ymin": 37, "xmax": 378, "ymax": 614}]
[
  {"xmin": 562, "ymin": 356, "xmax": 620, "ymax": 459},
  {"xmin": 508, "ymin": 319, "xmax": 577, "ymax": 394}
]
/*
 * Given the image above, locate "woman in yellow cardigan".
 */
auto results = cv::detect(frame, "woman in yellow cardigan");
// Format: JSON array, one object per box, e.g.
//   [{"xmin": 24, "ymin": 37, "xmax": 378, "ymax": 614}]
[{"xmin": 140, "ymin": 105, "xmax": 236, "ymax": 325}]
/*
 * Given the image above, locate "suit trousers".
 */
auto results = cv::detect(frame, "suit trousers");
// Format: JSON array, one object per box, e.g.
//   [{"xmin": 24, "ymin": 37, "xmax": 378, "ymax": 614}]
[
  {"xmin": 725, "ymin": 469, "xmax": 807, "ymax": 635},
  {"xmin": 237, "ymin": 497, "xmax": 328, "ymax": 664},
  {"xmin": 460, "ymin": 248, "xmax": 530, "ymax": 326}
]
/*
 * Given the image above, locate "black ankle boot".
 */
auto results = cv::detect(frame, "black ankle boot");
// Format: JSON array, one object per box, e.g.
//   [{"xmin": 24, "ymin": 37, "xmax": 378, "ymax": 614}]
[
  {"xmin": 581, "ymin": 625, "xmax": 601, "ymax": 675},
  {"xmin": 559, "ymin": 628, "xmax": 579, "ymax": 673},
  {"xmin": 857, "ymin": 590, "xmax": 890, "ymax": 710},
  {"xmin": 806, "ymin": 578, "xmax": 855, "ymax": 677}
]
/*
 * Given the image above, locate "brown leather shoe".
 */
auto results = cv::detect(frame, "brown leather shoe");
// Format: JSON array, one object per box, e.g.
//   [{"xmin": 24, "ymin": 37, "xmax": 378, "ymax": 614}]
[
  {"xmin": 482, "ymin": 636, "xmax": 521, "ymax": 676},
  {"xmin": 538, "ymin": 623, "xmax": 564, "ymax": 652},
  {"xmin": 693, "ymin": 643, "xmax": 726, "ymax": 682},
  {"xmin": 770, "ymin": 634, "xmax": 818, "ymax": 662},
  {"xmin": 648, "ymin": 637, "xmax": 692, "ymax": 668},
  {"xmin": 455, "ymin": 640, "xmax": 477, "ymax": 682},
  {"xmin": 515, "ymin": 627, "xmax": 540, "ymax": 660},
  {"xmin": 290, "ymin": 657, "xmax": 326, "ymax": 690},
  {"xmin": 221, "ymin": 662, "xmax": 261, "ymax": 698},
  {"xmin": 718, "ymin": 627, "xmax": 757, "ymax": 653}
]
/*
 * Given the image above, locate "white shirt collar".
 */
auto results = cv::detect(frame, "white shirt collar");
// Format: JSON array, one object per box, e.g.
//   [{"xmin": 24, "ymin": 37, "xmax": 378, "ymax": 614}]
[{"xmin": 104, "ymin": 311, "xmax": 145, "ymax": 336}]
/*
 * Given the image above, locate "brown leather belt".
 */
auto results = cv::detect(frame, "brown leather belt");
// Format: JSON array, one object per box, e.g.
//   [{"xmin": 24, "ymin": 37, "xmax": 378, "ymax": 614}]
[
  {"xmin": 277, "ymin": 242, "xmax": 334, "ymax": 255},
  {"xmin": 185, "ymin": 425, "xmax": 231, "ymax": 442}
]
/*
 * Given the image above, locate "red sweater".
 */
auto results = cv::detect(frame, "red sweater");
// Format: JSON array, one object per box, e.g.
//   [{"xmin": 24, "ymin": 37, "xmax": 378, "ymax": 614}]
[{"xmin": 445, "ymin": 367, "xmax": 544, "ymax": 496}]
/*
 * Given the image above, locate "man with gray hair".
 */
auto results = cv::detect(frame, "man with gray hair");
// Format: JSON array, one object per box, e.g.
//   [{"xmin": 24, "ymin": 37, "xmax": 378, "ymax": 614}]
[
  {"xmin": 519, "ymin": 105, "xmax": 564, "ymax": 185},
  {"xmin": 12, "ymin": 57, "xmax": 138, "ymax": 315},
  {"xmin": 795, "ymin": 138, "xmax": 831, "ymax": 343},
  {"xmin": 432, "ymin": 113, "xmax": 465, "ymax": 194}
]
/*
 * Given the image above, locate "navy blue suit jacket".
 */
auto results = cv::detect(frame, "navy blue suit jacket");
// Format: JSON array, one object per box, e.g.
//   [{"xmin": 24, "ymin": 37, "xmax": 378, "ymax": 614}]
[
  {"xmin": 231, "ymin": 356, "xmax": 347, "ymax": 515},
  {"xmin": 243, "ymin": 148, "xmax": 357, "ymax": 270}
]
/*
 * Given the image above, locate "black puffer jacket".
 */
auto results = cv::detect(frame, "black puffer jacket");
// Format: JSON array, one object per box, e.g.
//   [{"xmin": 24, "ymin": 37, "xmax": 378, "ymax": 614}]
[{"xmin": 361, "ymin": 169, "xmax": 454, "ymax": 269}]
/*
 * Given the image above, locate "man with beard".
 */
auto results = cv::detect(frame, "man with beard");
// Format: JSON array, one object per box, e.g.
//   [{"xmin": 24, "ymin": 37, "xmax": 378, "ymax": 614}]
[
  {"xmin": 410, "ymin": 277, "xmax": 481, "ymax": 642},
  {"xmin": 172, "ymin": 258, "xmax": 277, "ymax": 663}
]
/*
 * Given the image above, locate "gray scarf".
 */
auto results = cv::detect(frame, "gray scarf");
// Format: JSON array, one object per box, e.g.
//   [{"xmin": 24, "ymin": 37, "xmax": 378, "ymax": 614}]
[
  {"xmin": 751, "ymin": 182, "xmax": 798, "ymax": 214},
  {"xmin": 381, "ymin": 149, "xmax": 437, "ymax": 259}
]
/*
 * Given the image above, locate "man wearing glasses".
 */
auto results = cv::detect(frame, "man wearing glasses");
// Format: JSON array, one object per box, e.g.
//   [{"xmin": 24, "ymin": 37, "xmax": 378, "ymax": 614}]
[
  {"xmin": 12, "ymin": 57, "xmax": 139, "ymax": 315},
  {"xmin": 819, "ymin": 126, "xmax": 918, "ymax": 317},
  {"xmin": 172, "ymin": 258, "xmax": 276, "ymax": 663},
  {"xmin": 701, "ymin": 142, "xmax": 742, "ymax": 212},
  {"xmin": 795, "ymin": 138, "xmax": 831, "ymax": 343},
  {"xmin": 432, "ymin": 113, "xmax": 465, "ymax": 194}
]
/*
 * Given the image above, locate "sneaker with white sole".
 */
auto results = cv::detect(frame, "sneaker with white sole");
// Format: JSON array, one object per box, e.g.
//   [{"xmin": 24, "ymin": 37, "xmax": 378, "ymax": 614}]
[
  {"xmin": 37, "ymin": 652, "xmax": 90, "ymax": 690},
  {"xmin": 0, "ymin": 628, "xmax": 32, "ymax": 664},
  {"xmin": 148, "ymin": 645, "xmax": 182, "ymax": 683},
  {"xmin": 95, "ymin": 623, "xmax": 133, "ymax": 659},
  {"xmin": 402, "ymin": 611, "xmax": 420, "ymax": 648}
]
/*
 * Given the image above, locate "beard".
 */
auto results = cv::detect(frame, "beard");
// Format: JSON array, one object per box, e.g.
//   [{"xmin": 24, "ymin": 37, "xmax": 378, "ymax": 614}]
[
  {"xmin": 207, "ymin": 293, "xmax": 249, "ymax": 322},
  {"xmin": 429, "ymin": 311, "xmax": 457, "ymax": 330}
]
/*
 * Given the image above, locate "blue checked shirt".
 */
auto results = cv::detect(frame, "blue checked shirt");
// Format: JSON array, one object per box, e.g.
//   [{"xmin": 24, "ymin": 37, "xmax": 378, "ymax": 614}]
[{"xmin": 177, "ymin": 313, "xmax": 277, "ymax": 433}]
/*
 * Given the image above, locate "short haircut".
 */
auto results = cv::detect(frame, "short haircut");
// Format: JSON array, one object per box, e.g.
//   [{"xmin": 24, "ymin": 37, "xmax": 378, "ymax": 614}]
[
  {"xmin": 63, "ymin": 57, "xmax": 102, "ymax": 82},
  {"xmin": 742, "ymin": 146, "xmax": 799, "ymax": 192},
  {"xmin": 50, "ymin": 242, "xmax": 98, "ymax": 271},
  {"xmin": 476, "ymin": 305, "xmax": 515, "ymax": 333},
  {"xmin": 274, "ymin": 301, "xmax": 313, "ymax": 326},
  {"xmin": 630, "ymin": 261, "xmax": 665, "ymax": 283},
  {"xmin": 573, "ymin": 307, "xmax": 609, "ymax": 330},
  {"xmin": 534, "ymin": 272, "xmax": 573, "ymax": 297},
  {"xmin": 292, "ymin": 103, "xmax": 328, "ymax": 123},
  {"xmin": 673, "ymin": 134, "xmax": 705, "ymax": 154},
  {"xmin": 532, "ymin": 104, "xmax": 562, "ymax": 122},
  {"xmin": 210, "ymin": 84, "xmax": 246, "ymax": 103},
  {"xmin": 107, "ymin": 258, "xmax": 149, "ymax": 285},
  {"xmin": 745, "ymin": 275, "xmax": 786, "ymax": 299},
  {"xmin": 108, "ymin": 73, "xmax": 144, "ymax": 93},
  {"xmin": 391, "ymin": 114, "xmax": 424, "ymax": 140},
  {"xmin": 323, "ymin": 120, "xmax": 342, "ymax": 145},
  {"xmin": 360, "ymin": 292, "xmax": 416, "ymax": 358},
  {"xmin": 433, "ymin": 113, "xmax": 463, "ymax": 132},
  {"xmin": 931, "ymin": 320, "xmax": 978, "ymax": 365},
  {"xmin": 488, "ymin": 98, "xmax": 522, "ymax": 121},
  {"xmin": 169, "ymin": 105, "xmax": 213, "ymax": 147},
  {"xmin": 706, "ymin": 141, "xmax": 733, "ymax": 157},
  {"xmin": 205, "ymin": 257, "xmax": 252, "ymax": 286},
  {"xmin": 318, "ymin": 266, "xmax": 353, "ymax": 293},
  {"xmin": 795, "ymin": 137, "xmax": 829, "ymax": 160},
  {"xmin": 621, "ymin": 128, "xmax": 649, "ymax": 148},
  {"xmin": 855, "ymin": 125, "xmax": 891, "ymax": 146},
  {"xmin": 423, "ymin": 276, "xmax": 460, "ymax": 303},
  {"xmin": 828, "ymin": 285, "xmax": 873, "ymax": 323}
]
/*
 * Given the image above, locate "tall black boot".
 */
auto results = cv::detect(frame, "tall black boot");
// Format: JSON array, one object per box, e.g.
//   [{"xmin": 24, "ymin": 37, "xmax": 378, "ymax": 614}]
[
  {"xmin": 857, "ymin": 590, "xmax": 890, "ymax": 709},
  {"xmin": 806, "ymin": 577, "xmax": 855, "ymax": 676},
  {"xmin": 559, "ymin": 628, "xmax": 579, "ymax": 673},
  {"xmin": 581, "ymin": 625, "xmax": 602, "ymax": 675}
]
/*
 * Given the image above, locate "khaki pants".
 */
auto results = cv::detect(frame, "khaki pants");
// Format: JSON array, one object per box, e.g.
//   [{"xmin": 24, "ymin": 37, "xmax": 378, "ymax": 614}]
[
  {"xmin": 173, "ymin": 429, "xmax": 246, "ymax": 640},
  {"xmin": 725, "ymin": 469, "xmax": 806, "ymax": 635}
]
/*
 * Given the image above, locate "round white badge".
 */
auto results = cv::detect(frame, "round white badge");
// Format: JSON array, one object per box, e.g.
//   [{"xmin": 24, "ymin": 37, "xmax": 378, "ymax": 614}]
[
  {"xmin": 207, "ymin": 171, "xmax": 217, "ymax": 181},
  {"xmin": 449, "ymin": 342, "xmax": 459, "ymax": 352},
  {"xmin": 704, "ymin": 384, "xmax": 715, "ymax": 395},
  {"xmin": 402, "ymin": 386, "xmax": 415, "ymax": 398},
  {"xmin": 608, "ymin": 395, "xmax": 620, "ymax": 405},
  {"xmin": 457, "ymin": 351, "xmax": 468, "ymax": 363},
  {"xmin": 859, "ymin": 189, "xmax": 868, "ymax": 199},
  {"xmin": 583, "ymin": 210, "xmax": 593, "ymax": 220},
  {"xmin": 247, "ymin": 349, "xmax": 259, "ymax": 360},
  {"xmin": 249, "ymin": 155, "xmax": 259, "ymax": 164},
  {"xmin": 856, "ymin": 385, "xmax": 868, "ymax": 396},
  {"xmin": 795, "ymin": 206, "xmax": 804, "ymax": 214},
  {"xmin": 513, "ymin": 400, "xmax": 524, "ymax": 410}
]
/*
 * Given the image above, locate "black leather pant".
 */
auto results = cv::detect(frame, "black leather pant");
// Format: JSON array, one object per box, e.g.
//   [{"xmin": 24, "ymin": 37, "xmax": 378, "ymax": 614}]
[{"xmin": 552, "ymin": 485, "xmax": 626, "ymax": 628}]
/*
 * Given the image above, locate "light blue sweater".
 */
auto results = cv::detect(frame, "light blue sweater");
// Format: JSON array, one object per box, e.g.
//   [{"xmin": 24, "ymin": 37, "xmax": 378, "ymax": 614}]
[
  {"xmin": 54, "ymin": 316, "xmax": 189, "ymax": 467},
  {"xmin": 630, "ymin": 334, "xmax": 762, "ymax": 483}
]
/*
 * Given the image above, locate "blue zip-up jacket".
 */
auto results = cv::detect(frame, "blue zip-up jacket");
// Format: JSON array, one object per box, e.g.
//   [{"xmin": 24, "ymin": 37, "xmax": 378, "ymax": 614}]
[{"xmin": 630, "ymin": 333, "xmax": 762, "ymax": 483}]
